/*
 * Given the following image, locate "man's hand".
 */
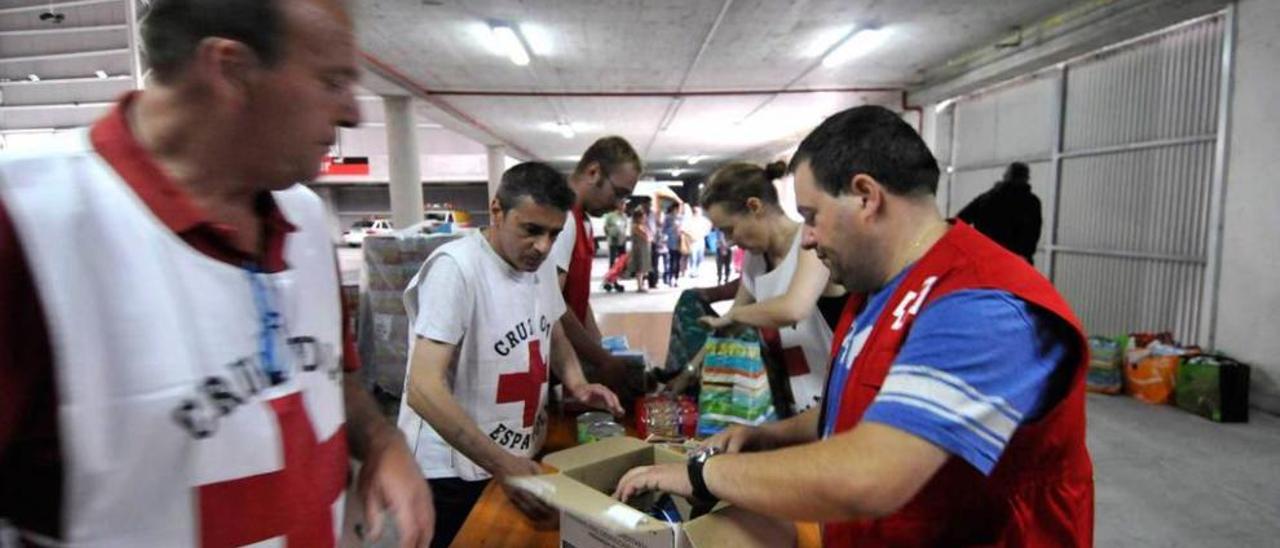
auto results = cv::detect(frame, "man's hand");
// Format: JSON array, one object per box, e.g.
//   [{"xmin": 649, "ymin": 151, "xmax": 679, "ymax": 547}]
[
  {"xmin": 357, "ymin": 436, "xmax": 435, "ymax": 548},
  {"xmin": 701, "ymin": 424, "xmax": 765, "ymax": 453},
  {"xmin": 568, "ymin": 382, "xmax": 626, "ymax": 416},
  {"xmin": 612, "ymin": 463, "xmax": 692, "ymax": 502},
  {"xmin": 494, "ymin": 455, "xmax": 558, "ymax": 524}
]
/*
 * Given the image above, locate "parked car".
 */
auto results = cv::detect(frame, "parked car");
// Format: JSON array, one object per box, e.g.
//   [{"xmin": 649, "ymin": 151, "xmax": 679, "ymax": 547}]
[
  {"xmin": 342, "ymin": 218, "xmax": 393, "ymax": 247},
  {"xmin": 421, "ymin": 208, "xmax": 474, "ymax": 234}
]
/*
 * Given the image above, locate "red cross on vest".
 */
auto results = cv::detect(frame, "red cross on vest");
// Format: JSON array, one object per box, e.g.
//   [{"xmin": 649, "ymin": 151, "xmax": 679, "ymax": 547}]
[
  {"xmin": 198, "ymin": 392, "xmax": 348, "ymax": 547},
  {"xmin": 761, "ymin": 327, "xmax": 810, "ymax": 376},
  {"xmin": 496, "ymin": 339, "xmax": 548, "ymax": 427}
]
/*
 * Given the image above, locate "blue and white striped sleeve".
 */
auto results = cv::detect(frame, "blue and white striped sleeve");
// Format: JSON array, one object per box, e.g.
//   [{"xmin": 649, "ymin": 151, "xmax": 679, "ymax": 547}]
[{"xmin": 861, "ymin": 289, "xmax": 1074, "ymax": 475}]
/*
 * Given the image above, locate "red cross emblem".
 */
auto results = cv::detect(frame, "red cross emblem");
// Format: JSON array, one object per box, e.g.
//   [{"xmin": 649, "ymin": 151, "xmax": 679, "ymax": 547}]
[
  {"xmin": 198, "ymin": 392, "xmax": 348, "ymax": 547},
  {"xmin": 762, "ymin": 327, "xmax": 811, "ymax": 376},
  {"xmin": 496, "ymin": 339, "xmax": 548, "ymax": 427}
]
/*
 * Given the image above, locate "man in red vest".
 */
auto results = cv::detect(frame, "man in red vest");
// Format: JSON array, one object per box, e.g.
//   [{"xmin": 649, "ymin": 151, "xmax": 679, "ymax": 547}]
[
  {"xmin": 548, "ymin": 137, "xmax": 642, "ymax": 389},
  {"xmin": 614, "ymin": 106, "xmax": 1094, "ymax": 546}
]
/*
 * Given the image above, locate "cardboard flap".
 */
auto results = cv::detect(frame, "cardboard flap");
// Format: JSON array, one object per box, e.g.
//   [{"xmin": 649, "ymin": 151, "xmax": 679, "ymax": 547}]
[
  {"xmin": 507, "ymin": 474, "xmax": 671, "ymax": 535},
  {"xmin": 543, "ymin": 435, "xmax": 650, "ymax": 471},
  {"xmin": 683, "ymin": 505, "xmax": 797, "ymax": 548}
]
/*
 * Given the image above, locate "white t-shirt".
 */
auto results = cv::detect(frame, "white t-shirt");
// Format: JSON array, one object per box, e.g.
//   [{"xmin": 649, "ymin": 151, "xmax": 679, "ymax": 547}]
[
  {"xmin": 397, "ymin": 231, "xmax": 567, "ymax": 480},
  {"xmin": 550, "ymin": 209, "xmax": 591, "ymax": 273},
  {"xmin": 741, "ymin": 227, "xmax": 833, "ymax": 413}
]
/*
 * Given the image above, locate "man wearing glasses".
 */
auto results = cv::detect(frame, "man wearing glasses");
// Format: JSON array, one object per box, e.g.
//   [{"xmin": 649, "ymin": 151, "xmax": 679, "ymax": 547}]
[{"xmin": 548, "ymin": 137, "xmax": 643, "ymax": 391}]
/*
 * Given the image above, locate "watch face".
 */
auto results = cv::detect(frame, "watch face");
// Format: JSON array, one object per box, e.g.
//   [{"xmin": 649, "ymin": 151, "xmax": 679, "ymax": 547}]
[{"xmin": 690, "ymin": 446, "xmax": 721, "ymax": 463}]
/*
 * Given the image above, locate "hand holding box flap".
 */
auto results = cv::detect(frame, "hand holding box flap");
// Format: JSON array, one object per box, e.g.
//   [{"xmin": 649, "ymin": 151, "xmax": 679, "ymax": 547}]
[{"xmin": 535, "ymin": 436, "xmax": 796, "ymax": 548}]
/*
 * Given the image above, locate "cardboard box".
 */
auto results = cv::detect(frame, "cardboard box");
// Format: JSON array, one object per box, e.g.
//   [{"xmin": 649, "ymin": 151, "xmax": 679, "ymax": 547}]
[{"xmin": 511, "ymin": 437, "xmax": 795, "ymax": 548}]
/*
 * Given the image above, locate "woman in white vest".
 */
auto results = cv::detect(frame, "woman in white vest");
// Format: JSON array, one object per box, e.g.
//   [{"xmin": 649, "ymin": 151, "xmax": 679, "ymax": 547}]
[
  {"xmin": 698, "ymin": 161, "xmax": 841, "ymax": 415},
  {"xmin": 398, "ymin": 162, "xmax": 623, "ymax": 548}
]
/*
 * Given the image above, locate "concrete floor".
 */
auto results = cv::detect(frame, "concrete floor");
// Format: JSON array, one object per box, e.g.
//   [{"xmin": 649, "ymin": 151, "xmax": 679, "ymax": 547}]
[
  {"xmin": 1088, "ymin": 394, "xmax": 1280, "ymax": 547},
  {"xmin": 339, "ymin": 249, "xmax": 1280, "ymax": 547}
]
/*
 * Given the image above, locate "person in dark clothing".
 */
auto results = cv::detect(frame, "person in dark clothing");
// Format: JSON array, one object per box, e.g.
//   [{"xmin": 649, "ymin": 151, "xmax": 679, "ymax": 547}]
[{"xmin": 956, "ymin": 162, "xmax": 1043, "ymax": 264}]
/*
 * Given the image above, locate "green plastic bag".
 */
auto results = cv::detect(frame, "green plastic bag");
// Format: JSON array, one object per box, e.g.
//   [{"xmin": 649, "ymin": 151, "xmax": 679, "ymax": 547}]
[{"xmin": 1175, "ymin": 355, "xmax": 1250, "ymax": 423}]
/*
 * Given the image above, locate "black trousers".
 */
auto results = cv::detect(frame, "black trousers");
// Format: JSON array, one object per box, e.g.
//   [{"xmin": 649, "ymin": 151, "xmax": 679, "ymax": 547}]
[
  {"xmin": 608, "ymin": 243, "xmax": 626, "ymax": 270},
  {"xmin": 427, "ymin": 477, "xmax": 491, "ymax": 548},
  {"xmin": 716, "ymin": 253, "xmax": 732, "ymax": 284}
]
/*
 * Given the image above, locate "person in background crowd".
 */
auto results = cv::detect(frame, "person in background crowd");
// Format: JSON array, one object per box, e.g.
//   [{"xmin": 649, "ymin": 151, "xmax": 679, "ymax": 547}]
[
  {"xmin": 628, "ymin": 207, "xmax": 653, "ymax": 294},
  {"xmin": 602, "ymin": 200, "xmax": 629, "ymax": 271},
  {"xmin": 956, "ymin": 161, "xmax": 1043, "ymax": 265},
  {"xmin": 713, "ymin": 229, "xmax": 734, "ymax": 285},
  {"xmin": 662, "ymin": 202, "xmax": 684, "ymax": 286},
  {"xmin": 683, "ymin": 205, "xmax": 711, "ymax": 278}
]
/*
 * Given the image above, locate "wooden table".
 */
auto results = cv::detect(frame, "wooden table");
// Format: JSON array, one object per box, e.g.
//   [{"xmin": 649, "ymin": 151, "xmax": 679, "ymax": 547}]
[{"xmin": 452, "ymin": 311, "xmax": 821, "ymax": 547}]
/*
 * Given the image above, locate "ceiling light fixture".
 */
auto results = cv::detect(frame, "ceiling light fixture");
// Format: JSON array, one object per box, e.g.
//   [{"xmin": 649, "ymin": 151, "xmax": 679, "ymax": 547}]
[
  {"xmin": 670, "ymin": 168, "xmax": 685, "ymax": 177},
  {"xmin": 557, "ymin": 121, "xmax": 575, "ymax": 139},
  {"xmin": 490, "ymin": 23, "xmax": 530, "ymax": 66},
  {"xmin": 822, "ymin": 27, "xmax": 890, "ymax": 68},
  {"xmin": 686, "ymin": 155, "xmax": 704, "ymax": 166},
  {"xmin": 95, "ymin": 70, "xmax": 108, "ymax": 79},
  {"xmin": 27, "ymin": 74, "xmax": 40, "ymax": 82}
]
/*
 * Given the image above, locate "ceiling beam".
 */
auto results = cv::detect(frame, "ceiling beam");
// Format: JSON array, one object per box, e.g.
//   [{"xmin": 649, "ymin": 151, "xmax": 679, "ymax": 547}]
[
  {"xmin": 0, "ymin": 74, "xmax": 131, "ymax": 86},
  {"xmin": 0, "ymin": 48, "xmax": 130, "ymax": 65},
  {"xmin": 0, "ymin": 0, "xmax": 119, "ymax": 15},
  {"xmin": 0, "ymin": 101, "xmax": 113, "ymax": 111},
  {"xmin": 0, "ymin": 24, "xmax": 126, "ymax": 37},
  {"xmin": 359, "ymin": 51, "xmax": 537, "ymax": 160},
  {"xmin": 423, "ymin": 86, "xmax": 903, "ymax": 98}
]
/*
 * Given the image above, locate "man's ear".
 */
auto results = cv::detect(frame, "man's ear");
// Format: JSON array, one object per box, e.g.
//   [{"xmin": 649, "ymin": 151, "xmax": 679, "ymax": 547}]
[
  {"xmin": 849, "ymin": 174, "xmax": 886, "ymax": 215},
  {"xmin": 489, "ymin": 197, "xmax": 504, "ymax": 225},
  {"xmin": 191, "ymin": 37, "xmax": 261, "ymax": 109}
]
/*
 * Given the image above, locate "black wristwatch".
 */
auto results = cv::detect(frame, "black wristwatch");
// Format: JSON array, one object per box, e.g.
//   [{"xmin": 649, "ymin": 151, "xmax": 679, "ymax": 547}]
[{"xmin": 687, "ymin": 447, "xmax": 723, "ymax": 503}]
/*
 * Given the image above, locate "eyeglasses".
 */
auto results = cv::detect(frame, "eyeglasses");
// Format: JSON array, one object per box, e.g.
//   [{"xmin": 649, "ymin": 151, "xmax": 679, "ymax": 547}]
[{"xmin": 601, "ymin": 172, "xmax": 633, "ymax": 202}]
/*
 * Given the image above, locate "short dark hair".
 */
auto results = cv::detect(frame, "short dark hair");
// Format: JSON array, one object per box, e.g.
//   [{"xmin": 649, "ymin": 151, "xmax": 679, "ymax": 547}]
[
  {"xmin": 574, "ymin": 136, "xmax": 643, "ymax": 178},
  {"xmin": 497, "ymin": 162, "xmax": 575, "ymax": 213},
  {"xmin": 1004, "ymin": 162, "xmax": 1030, "ymax": 183},
  {"xmin": 789, "ymin": 105, "xmax": 940, "ymax": 197},
  {"xmin": 700, "ymin": 161, "xmax": 787, "ymax": 213},
  {"xmin": 141, "ymin": 0, "xmax": 285, "ymax": 81}
]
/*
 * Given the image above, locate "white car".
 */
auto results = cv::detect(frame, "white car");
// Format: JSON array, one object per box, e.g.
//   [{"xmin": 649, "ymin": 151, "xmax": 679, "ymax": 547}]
[{"xmin": 342, "ymin": 219, "xmax": 393, "ymax": 247}]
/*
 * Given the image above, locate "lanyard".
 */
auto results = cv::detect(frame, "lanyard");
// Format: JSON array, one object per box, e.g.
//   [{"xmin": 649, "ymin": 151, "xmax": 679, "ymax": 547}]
[{"xmin": 244, "ymin": 264, "xmax": 288, "ymax": 385}]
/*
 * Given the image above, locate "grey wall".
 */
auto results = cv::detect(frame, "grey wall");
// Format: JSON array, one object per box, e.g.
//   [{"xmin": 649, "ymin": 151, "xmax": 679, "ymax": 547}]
[{"xmin": 1217, "ymin": 0, "xmax": 1280, "ymax": 413}]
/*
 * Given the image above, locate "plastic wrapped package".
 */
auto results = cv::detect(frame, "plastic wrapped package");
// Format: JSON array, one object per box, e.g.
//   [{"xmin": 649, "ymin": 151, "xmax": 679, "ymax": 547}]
[{"xmin": 357, "ymin": 232, "xmax": 464, "ymax": 397}]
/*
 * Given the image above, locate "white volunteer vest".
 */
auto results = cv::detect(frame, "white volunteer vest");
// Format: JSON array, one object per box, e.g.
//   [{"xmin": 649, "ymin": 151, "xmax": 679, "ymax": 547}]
[
  {"xmin": 0, "ymin": 137, "xmax": 347, "ymax": 547},
  {"xmin": 398, "ymin": 232, "xmax": 559, "ymax": 481},
  {"xmin": 742, "ymin": 228, "xmax": 833, "ymax": 413}
]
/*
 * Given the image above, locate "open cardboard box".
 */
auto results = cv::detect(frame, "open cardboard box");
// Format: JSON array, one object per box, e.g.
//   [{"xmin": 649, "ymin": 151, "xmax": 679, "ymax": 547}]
[{"xmin": 509, "ymin": 437, "xmax": 795, "ymax": 548}]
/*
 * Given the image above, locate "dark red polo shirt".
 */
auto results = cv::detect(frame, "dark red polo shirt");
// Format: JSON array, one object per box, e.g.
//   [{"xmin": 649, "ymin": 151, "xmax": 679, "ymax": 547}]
[{"xmin": 0, "ymin": 93, "xmax": 360, "ymax": 538}]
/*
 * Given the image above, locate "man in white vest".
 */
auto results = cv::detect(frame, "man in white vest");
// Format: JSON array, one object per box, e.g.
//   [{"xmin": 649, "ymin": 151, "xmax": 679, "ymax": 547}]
[
  {"xmin": 0, "ymin": 0, "xmax": 433, "ymax": 546},
  {"xmin": 398, "ymin": 162, "xmax": 625, "ymax": 548}
]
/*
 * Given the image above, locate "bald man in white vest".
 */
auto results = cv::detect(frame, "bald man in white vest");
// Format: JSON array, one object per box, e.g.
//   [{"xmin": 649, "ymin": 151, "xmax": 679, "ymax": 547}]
[{"xmin": 0, "ymin": 0, "xmax": 433, "ymax": 546}]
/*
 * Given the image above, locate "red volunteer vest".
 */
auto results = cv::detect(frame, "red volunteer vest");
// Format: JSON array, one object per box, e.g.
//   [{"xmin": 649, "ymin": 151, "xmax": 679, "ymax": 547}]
[
  {"xmin": 823, "ymin": 222, "xmax": 1094, "ymax": 547},
  {"xmin": 565, "ymin": 204, "xmax": 596, "ymax": 322}
]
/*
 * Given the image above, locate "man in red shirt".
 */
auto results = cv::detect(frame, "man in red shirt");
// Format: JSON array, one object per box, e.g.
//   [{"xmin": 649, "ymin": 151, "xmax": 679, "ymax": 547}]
[
  {"xmin": 0, "ymin": 0, "xmax": 433, "ymax": 545},
  {"xmin": 548, "ymin": 137, "xmax": 643, "ymax": 389}
]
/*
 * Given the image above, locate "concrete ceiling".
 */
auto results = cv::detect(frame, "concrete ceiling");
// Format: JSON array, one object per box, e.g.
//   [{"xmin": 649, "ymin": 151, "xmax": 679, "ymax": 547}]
[
  {"xmin": 1, "ymin": 0, "xmax": 1216, "ymax": 180},
  {"xmin": 353, "ymin": 0, "xmax": 1079, "ymax": 175}
]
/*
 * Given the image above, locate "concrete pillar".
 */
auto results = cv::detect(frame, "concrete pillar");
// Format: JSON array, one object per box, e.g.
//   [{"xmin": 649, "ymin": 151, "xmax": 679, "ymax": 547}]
[
  {"xmin": 312, "ymin": 186, "xmax": 343, "ymax": 242},
  {"xmin": 384, "ymin": 96, "xmax": 424, "ymax": 231},
  {"xmin": 486, "ymin": 144, "xmax": 507, "ymax": 200}
]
